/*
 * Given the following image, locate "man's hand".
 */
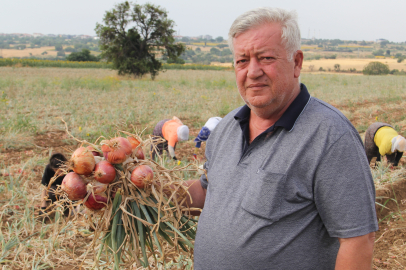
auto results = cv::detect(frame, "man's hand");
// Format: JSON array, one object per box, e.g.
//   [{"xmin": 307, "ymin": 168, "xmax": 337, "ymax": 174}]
[{"xmin": 335, "ymin": 232, "xmax": 375, "ymax": 270}]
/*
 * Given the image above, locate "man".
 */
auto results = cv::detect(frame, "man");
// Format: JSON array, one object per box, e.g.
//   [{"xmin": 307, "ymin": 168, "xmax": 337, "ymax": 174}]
[
  {"xmin": 184, "ymin": 7, "xmax": 378, "ymax": 269},
  {"xmin": 151, "ymin": 116, "xmax": 189, "ymax": 160},
  {"xmin": 364, "ymin": 122, "xmax": 406, "ymax": 166}
]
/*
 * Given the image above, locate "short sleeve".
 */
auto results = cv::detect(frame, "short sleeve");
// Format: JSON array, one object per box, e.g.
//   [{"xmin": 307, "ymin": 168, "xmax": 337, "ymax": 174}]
[{"xmin": 314, "ymin": 130, "xmax": 378, "ymax": 238}]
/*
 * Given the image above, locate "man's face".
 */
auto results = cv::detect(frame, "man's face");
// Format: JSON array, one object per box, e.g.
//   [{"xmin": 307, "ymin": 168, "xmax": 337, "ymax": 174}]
[{"xmin": 233, "ymin": 23, "xmax": 302, "ymax": 117}]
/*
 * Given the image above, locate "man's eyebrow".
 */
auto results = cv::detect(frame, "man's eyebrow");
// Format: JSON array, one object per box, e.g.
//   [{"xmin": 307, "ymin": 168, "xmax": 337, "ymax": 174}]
[{"xmin": 235, "ymin": 53, "xmax": 247, "ymax": 57}]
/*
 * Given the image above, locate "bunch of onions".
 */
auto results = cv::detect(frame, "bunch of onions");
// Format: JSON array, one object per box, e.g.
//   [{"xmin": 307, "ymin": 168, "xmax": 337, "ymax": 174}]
[
  {"xmin": 61, "ymin": 172, "xmax": 88, "ymax": 200},
  {"xmin": 93, "ymin": 160, "xmax": 116, "ymax": 184},
  {"xmin": 71, "ymin": 147, "xmax": 96, "ymax": 175},
  {"xmin": 84, "ymin": 193, "xmax": 108, "ymax": 210},
  {"xmin": 101, "ymin": 137, "xmax": 132, "ymax": 164},
  {"xmin": 130, "ymin": 165, "xmax": 154, "ymax": 189}
]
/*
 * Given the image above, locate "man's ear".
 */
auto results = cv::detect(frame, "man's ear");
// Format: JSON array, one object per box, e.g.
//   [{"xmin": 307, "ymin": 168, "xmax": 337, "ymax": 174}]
[{"xmin": 294, "ymin": 50, "xmax": 303, "ymax": 78}]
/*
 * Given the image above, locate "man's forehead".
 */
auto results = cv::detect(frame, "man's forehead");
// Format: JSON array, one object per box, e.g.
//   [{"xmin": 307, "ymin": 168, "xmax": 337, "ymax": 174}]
[{"xmin": 233, "ymin": 23, "xmax": 283, "ymax": 51}]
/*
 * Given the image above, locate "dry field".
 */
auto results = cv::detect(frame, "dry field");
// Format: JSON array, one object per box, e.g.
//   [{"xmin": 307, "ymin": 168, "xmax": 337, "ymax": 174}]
[
  {"xmin": 0, "ymin": 46, "xmax": 60, "ymax": 58},
  {"xmin": 1, "ymin": 67, "xmax": 406, "ymax": 268},
  {"xmin": 302, "ymin": 58, "xmax": 406, "ymax": 72}
]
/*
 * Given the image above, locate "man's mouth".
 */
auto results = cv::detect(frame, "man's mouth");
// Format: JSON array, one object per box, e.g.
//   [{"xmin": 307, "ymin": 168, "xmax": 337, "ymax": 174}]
[{"xmin": 246, "ymin": 83, "xmax": 267, "ymax": 90}]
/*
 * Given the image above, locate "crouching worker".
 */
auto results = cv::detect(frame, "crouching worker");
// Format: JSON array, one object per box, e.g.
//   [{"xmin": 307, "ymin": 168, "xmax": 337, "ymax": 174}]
[
  {"xmin": 364, "ymin": 122, "xmax": 406, "ymax": 166},
  {"xmin": 40, "ymin": 153, "xmax": 67, "ymax": 215},
  {"xmin": 193, "ymin": 117, "xmax": 222, "ymax": 158},
  {"xmin": 151, "ymin": 116, "xmax": 189, "ymax": 160}
]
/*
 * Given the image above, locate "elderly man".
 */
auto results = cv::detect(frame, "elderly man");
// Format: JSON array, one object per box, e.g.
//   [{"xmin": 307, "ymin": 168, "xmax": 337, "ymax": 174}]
[{"xmin": 184, "ymin": 7, "xmax": 378, "ymax": 269}]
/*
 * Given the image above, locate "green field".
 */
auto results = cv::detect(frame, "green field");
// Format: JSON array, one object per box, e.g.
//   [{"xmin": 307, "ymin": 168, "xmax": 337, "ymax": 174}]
[{"xmin": 1, "ymin": 67, "xmax": 406, "ymax": 268}]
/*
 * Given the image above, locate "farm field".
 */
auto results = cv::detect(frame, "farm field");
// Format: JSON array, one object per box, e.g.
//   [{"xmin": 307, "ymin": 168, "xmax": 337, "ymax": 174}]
[
  {"xmin": 1, "ymin": 67, "xmax": 406, "ymax": 268},
  {"xmin": 302, "ymin": 58, "xmax": 406, "ymax": 72},
  {"xmin": 0, "ymin": 46, "xmax": 60, "ymax": 58},
  {"xmin": 211, "ymin": 57, "xmax": 406, "ymax": 72}
]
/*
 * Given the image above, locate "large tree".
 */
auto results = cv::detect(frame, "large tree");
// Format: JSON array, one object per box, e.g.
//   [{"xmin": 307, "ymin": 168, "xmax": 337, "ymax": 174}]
[{"xmin": 95, "ymin": 2, "xmax": 184, "ymax": 79}]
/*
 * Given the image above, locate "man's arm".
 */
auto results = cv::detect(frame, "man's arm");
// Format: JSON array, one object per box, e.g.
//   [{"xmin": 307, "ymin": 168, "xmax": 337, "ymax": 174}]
[
  {"xmin": 183, "ymin": 179, "xmax": 206, "ymax": 216},
  {"xmin": 335, "ymin": 232, "xmax": 375, "ymax": 270}
]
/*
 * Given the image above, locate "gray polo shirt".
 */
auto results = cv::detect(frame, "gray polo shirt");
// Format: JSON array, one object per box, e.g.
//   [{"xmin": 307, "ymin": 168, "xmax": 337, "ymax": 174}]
[{"xmin": 195, "ymin": 84, "xmax": 378, "ymax": 270}]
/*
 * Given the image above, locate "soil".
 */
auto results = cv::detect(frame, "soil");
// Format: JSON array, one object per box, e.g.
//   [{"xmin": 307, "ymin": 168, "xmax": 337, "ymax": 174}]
[{"xmin": 2, "ymin": 130, "xmax": 406, "ymax": 269}]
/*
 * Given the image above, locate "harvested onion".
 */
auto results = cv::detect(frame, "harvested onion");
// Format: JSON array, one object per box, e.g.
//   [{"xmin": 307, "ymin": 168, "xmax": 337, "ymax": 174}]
[
  {"xmin": 88, "ymin": 181, "xmax": 108, "ymax": 194},
  {"xmin": 93, "ymin": 160, "xmax": 116, "ymax": 184},
  {"xmin": 71, "ymin": 147, "xmax": 96, "ymax": 175},
  {"xmin": 61, "ymin": 172, "xmax": 88, "ymax": 200},
  {"xmin": 101, "ymin": 137, "xmax": 132, "ymax": 164},
  {"xmin": 135, "ymin": 147, "xmax": 145, "ymax": 160},
  {"xmin": 128, "ymin": 136, "xmax": 141, "ymax": 150},
  {"xmin": 84, "ymin": 193, "xmax": 108, "ymax": 210},
  {"xmin": 130, "ymin": 165, "xmax": 154, "ymax": 189}
]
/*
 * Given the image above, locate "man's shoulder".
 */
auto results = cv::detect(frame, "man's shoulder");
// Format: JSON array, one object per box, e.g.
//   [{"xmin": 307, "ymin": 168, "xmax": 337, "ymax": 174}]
[{"xmin": 300, "ymin": 97, "xmax": 359, "ymax": 142}]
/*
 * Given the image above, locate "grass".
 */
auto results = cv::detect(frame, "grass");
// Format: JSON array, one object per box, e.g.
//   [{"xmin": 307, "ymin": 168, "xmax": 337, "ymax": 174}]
[{"xmin": 0, "ymin": 66, "xmax": 406, "ymax": 268}]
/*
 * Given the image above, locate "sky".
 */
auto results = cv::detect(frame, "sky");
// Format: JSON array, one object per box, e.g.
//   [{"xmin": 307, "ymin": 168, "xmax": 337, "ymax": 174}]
[{"xmin": 1, "ymin": 0, "xmax": 405, "ymax": 42}]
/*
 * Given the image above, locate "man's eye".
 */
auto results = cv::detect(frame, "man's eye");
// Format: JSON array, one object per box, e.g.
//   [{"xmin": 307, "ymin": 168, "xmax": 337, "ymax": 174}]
[{"xmin": 236, "ymin": 59, "xmax": 247, "ymax": 64}]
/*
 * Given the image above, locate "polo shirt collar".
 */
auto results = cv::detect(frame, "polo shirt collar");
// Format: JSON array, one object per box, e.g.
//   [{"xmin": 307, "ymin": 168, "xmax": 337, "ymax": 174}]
[{"xmin": 234, "ymin": 83, "xmax": 311, "ymax": 133}]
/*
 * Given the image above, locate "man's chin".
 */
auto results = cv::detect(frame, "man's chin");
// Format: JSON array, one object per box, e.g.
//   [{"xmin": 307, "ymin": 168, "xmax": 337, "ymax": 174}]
[{"xmin": 246, "ymin": 99, "xmax": 274, "ymax": 109}]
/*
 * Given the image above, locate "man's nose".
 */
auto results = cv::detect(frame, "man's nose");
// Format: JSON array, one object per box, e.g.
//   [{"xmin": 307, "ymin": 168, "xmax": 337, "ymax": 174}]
[{"xmin": 247, "ymin": 58, "xmax": 263, "ymax": 78}]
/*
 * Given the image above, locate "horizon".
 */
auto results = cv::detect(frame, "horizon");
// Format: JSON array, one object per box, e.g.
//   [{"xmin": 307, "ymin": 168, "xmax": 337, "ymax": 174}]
[{"xmin": 1, "ymin": 0, "xmax": 406, "ymax": 43}]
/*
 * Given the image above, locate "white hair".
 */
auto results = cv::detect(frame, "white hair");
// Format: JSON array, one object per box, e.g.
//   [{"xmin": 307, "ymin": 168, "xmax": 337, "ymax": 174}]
[{"xmin": 228, "ymin": 7, "xmax": 301, "ymax": 61}]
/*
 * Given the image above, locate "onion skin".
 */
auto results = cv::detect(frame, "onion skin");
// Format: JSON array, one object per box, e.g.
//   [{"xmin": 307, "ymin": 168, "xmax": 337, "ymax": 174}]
[
  {"xmin": 128, "ymin": 136, "xmax": 141, "ymax": 150},
  {"xmin": 130, "ymin": 165, "xmax": 154, "ymax": 189},
  {"xmin": 88, "ymin": 182, "xmax": 108, "ymax": 194},
  {"xmin": 61, "ymin": 172, "xmax": 88, "ymax": 200},
  {"xmin": 101, "ymin": 137, "xmax": 132, "ymax": 164},
  {"xmin": 71, "ymin": 147, "xmax": 96, "ymax": 175},
  {"xmin": 84, "ymin": 193, "xmax": 108, "ymax": 210},
  {"xmin": 93, "ymin": 161, "xmax": 116, "ymax": 184}
]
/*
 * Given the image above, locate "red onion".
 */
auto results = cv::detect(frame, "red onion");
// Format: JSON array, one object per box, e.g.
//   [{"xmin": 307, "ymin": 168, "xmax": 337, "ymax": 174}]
[
  {"xmin": 71, "ymin": 147, "xmax": 96, "ymax": 175},
  {"xmin": 130, "ymin": 165, "xmax": 154, "ymax": 189},
  {"xmin": 93, "ymin": 160, "xmax": 116, "ymax": 184},
  {"xmin": 84, "ymin": 193, "xmax": 108, "ymax": 210},
  {"xmin": 61, "ymin": 172, "xmax": 88, "ymax": 200},
  {"xmin": 127, "ymin": 136, "xmax": 141, "ymax": 150},
  {"xmin": 88, "ymin": 182, "xmax": 108, "ymax": 194},
  {"xmin": 135, "ymin": 147, "xmax": 145, "ymax": 160},
  {"xmin": 101, "ymin": 137, "xmax": 132, "ymax": 164}
]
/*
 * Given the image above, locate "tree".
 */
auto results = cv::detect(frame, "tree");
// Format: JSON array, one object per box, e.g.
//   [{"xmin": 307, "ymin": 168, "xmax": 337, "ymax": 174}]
[
  {"xmin": 55, "ymin": 44, "xmax": 63, "ymax": 51},
  {"xmin": 362, "ymin": 62, "xmax": 390, "ymax": 75},
  {"xmin": 57, "ymin": 51, "xmax": 65, "ymax": 57},
  {"xmin": 66, "ymin": 49, "xmax": 99, "ymax": 62},
  {"xmin": 95, "ymin": 2, "xmax": 184, "ymax": 79},
  {"xmin": 215, "ymin": 36, "xmax": 224, "ymax": 43}
]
